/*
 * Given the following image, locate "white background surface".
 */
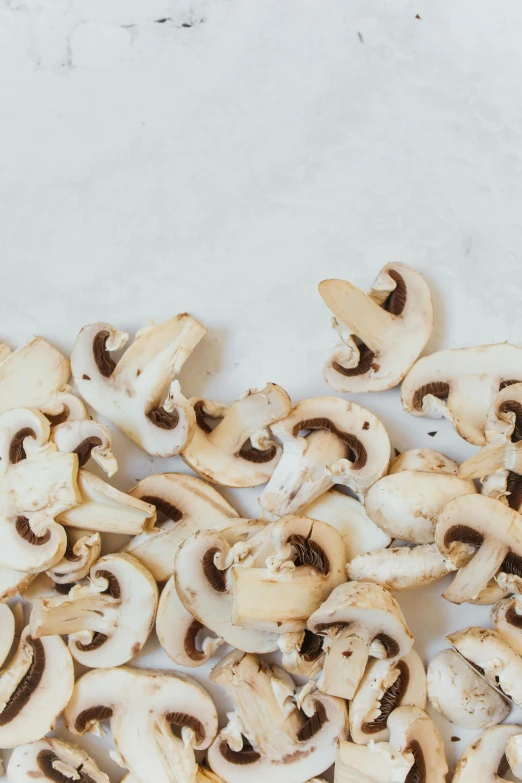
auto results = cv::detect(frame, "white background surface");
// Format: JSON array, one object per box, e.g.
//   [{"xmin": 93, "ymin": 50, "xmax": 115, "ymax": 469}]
[{"xmin": 2, "ymin": 0, "xmax": 522, "ymax": 779}]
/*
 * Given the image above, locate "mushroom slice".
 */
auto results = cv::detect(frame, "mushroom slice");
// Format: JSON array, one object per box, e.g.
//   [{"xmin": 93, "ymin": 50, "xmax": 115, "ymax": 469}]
[
  {"xmin": 389, "ymin": 448, "xmax": 459, "ymax": 475},
  {"xmin": 64, "ymin": 666, "xmax": 218, "ymax": 783},
  {"xmin": 349, "ymin": 649, "xmax": 427, "ymax": 745},
  {"xmin": 386, "ymin": 707, "xmax": 447, "ymax": 783},
  {"xmin": 427, "ymin": 649, "xmax": 509, "ymax": 729},
  {"xmin": 8, "ymin": 738, "xmax": 110, "ymax": 783},
  {"xmin": 278, "ymin": 629, "xmax": 326, "ymax": 678},
  {"xmin": 334, "ymin": 740, "xmax": 414, "ymax": 783},
  {"xmin": 0, "ymin": 566, "xmax": 35, "ymax": 602},
  {"xmin": 46, "ymin": 528, "xmax": 102, "ymax": 585},
  {"xmin": 260, "ymin": 397, "xmax": 391, "ymax": 516},
  {"xmin": 308, "ymin": 582, "xmax": 414, "ymax": 700},
  {"xmin": 365, "ymin": 470, "xmax": 476, "ymax": 544},
  {"xmin": 208, "ymin": 650, "xmax": 347, "ymax": 783},
  {"xmin": 486, "ymin": 381, "xmax": 522, "ymax": 445},
  {"xmin": 452, "ymin": 724, "xmax": 522, "ymax": 783},
  {"xmin": 30, "ymin": 553, "xmax": 158, "ymax": 667},
  {"xmin": 402, "ymin": 343, "xmax": 522, "ymax": 446},
  {"xmin": 492, "ymin": 594, "xmax": 522, "ymax": 656},
  {"xmin": 319, "ymin": 264, "xmax": 433, "ymax": 393},
  {"xmin": 182, "ymin": 384, "xmax": 292, "ymax": 487},
  {"xmin": 470, "ymin": 578, "xmax": 511, "ymax": 605},
  {"xmin": 0, "ymin": 603, "xmax": 15, "ymax": 668},
  {"xmin": 51, "ymin": 418, "xmax": 117, "ymax": 477},
  {"xmin": 58, "ymin": 470, "xmax": 156, "ymax": 535},
  {"xmin": 71, "ymin": 315, "xmax": 207, "ymax": 457},
  {"xmin": 123, "ymin": 473, "xmax": 240, "ymax": 581},
  {"xmin": 347, "ymin": 544, "xmax": 456, "ymax": 591},
  {"xmin": 506, "ymin": 733, "xmax": 522, "ymax": 778},
  {"xmin": 0, "ymin": 626, "xmax": 73, "ymax": 747},
  {"xmin": 436, "ymin": 494, "xmax": 522, "ymax": 604},
  {"xmin": 459, "ymin": 439, "xmax": 522, "ymax": 512}
]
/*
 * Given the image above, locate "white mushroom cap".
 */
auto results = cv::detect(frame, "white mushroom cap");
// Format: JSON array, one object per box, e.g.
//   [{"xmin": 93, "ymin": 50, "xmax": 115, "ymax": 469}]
[
  {"xmin": 0, "ymin": 626, "xmax": 74, "ymax": 747},
  {"xmin": 51, "ymin": 418, "xmax": 118, "ymax": 477},
  {"xmin": 402, "ymin": 343, "xmax": 522, "ymax": 446},
  {"xmin": 334, "ymin": 740, "xmax": 414, "ymax": 783},
  {"xmin": 427, "ymin": 649, "xmax": 510, "ymax": 729},
  {"xmin": 64, "ymin": 666, "xmax": 218, "ymax": 783},
  {"xmin": 452, "ymin": 723, "xmax": 522, "ymax": 783},
  {"xmin": 319, "ymin": 263, "xmax": 433, "ymax": 392},
  {"xmin": 492, "ymin": 594, "xmax": 522, "ymax": 656},
  {"xmin": 46, "ymin": 527, "xmax": 102, "ymax": 585},
  {"xmin": 308, "ymin": 582, "xmax": 414, "ymax": 700},
  {"xmin": 485, "ymin": 381, "xmax": 522, "ymax": 445},
  {"xmin": 0, "ymin": 602, "xmax": 15, "ymax": 668},
  {"xmin": 347, "ymin": 543, "xmax": 456, "ymax": 591},
  {"xmin": 389, "ymin": 448, "xmax": 459, "ymax": 475},
  {"xmin": 260, "ymin": 397, "xmax": 391, "ymax": 516},
  {"xmin": 30, "ymin": 553, "xmax": 158, "ymax": 667},
  {"xmin": 7, "ymin": 738, "xmax": 110, "ymax": 783},
  {"xmin": 386, "ymin": 706, "xmax": 448, "ymax": 783},
  {"xmin": 71, "ymin": 315, "xmax": 207, "ymax": 457},
  {"xmin": 182, "ymin": 384, "xmax": 292, "ymax": 487},
  {"xmin": 123, "ymin": 472, "xmax": 239, "ymax": 581},
  {"xmin": 349, "ymin": 649, "xmax": 427, "ymax": 745}
]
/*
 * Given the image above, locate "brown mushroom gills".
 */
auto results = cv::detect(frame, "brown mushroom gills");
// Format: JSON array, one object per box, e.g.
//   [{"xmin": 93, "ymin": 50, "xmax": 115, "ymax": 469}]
[
  {"xmin": 0, "ymin": 638, "xmax": 45, "ymax": 724},
  {"xmin": 15, "ymin": 516, "xmax": 51, "ymax": 546},
  {"xmin": 146, "ymin": 406, "xmax": 180, "ymax": 430},
  {"xmin": 405, "ymin": 740, "xmax": 425, "ymax": 783},
  {"xmin": 219, "ymin": 737, "xmax": 261, "ymax": 765},
  {"xmin": 194, "ymin": 400, "xmax": 277, "ymax": 464},
  {"xmin": 506, "ymin": 471, "xmax": 522, "ymax": 510},
  {"xmin": 75, "ymin": 705, "xmax": 113, "ymax": 733},
  {"xmin": 362, "ymin": 661, "xmax": 409, "ymax": 734},
  {"xmin": 75, "ymin": 633, "xmax": 109, "ymax": 652},
  {"xmin": 73, "ymin": 437, "xmax": 102, "ymax": 468},
  {"xmin": 45, "ymin": 407, "xmax": 70, "ymax": 427},
  {"xmin": 443, "ymin": 525, "xmax": 484, "ymax": 550},
  {"xmin": 299, "ymin": 629, "xmax": 324, "ymax": 662},
  {"xmin": 9, "ymin": 427, "xmax": 36, "ymax": 464},
  {"xmin": 292, "ymin": 418, "xmax": 367, "ymax": 469},
  {"xmin": 93, "ymin": 331, "xmax": 116, "ymax": 378},
  {"xmin": 500, "ymin": 551, "xmax": 522, "ymax": 578},
  {"xmin": 95, "ymin": 569, "xmax": 121, "ymax": 599},
  {"xmin": 202, "ymin": 548, "xmax": 227, "ymax": 593},
  {"xmin": 167, "ymin": 711, "xmax": 205, "ymax": 743},
  {"xmin": 37, "ymin": 749, "xmax": 98, "ymax": 783},
  {"xmin": 288, "ymin": 535, "xmax": 330, "ymax": 575},
  {"xmin": 140, "ymin": 495, "xmax": 183, "ymax": 525},
  {"xmin": 296, "ymin": 701, "xmax": 327, "ymax": 742},
  {"xmin": 333, "ymin": 339, "xmax": 376, "ymax": 378},
  {"xmin": 382, "ymin": 270, "xmax": 407, "ymax": 317},
  {"xmin": 412, "ymin": 383, "xmax": 450, "ymax": 412},
  {"xmin": 373, "ymin": 632, "xmax": 400, "ymax": 659},
  {"xmin": 499, "ymin": 400, "xmax": 522, "ymax": 442},
  {"xmin": 184, "ymin": 620, "xmax": 208, "ymax": 662}
]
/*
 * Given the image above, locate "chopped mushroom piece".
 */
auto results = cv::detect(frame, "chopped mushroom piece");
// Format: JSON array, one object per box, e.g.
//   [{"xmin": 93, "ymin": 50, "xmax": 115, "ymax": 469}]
[
  {"xmin": 452, "ymin": 724, "xmax": 522, "ymax": 783},
  {"xmin": 319, "ymin": 263, "xmax": 433, "ymax": 392},
  {"xmin": 278, "ymin": 629, "xmax": 326, "ymax": 678},
  {"xmin": 492, "ymin": 594, "xmax": 522, "ymax": 656},
  {"xmin": 182, "ymin": 384, "xmax": 292, "ymax": 487},
  {"xmin": 347, "ymin": 543, "xmax": 456, "ymax": 591},
  {"xmin": 51, "ymin": 418, "xmax": 118, "ymax": 477},
  {"xmin": 64, "ymin": 666, "xmax": 218, "ymax": 783},
  {"xmin": 308, "ymin": 582, "xmax": 414, "ymax": 700},
  {"xmin": 389, "ymin": 448, "xmax": 459, "ymax": 475},
  {"xmin": 7, "ymin": 738, "xmax": 110, "ymax": 783},
  {"xmin": 401, "ymin": 343, "xmax": 522, "ymax": 446},
  {"xmin": 485, "ymin": 381, "xmax": 522, "ymax": 445},
  {"xmin": 207, "ymin": 650, "xmax": 348, "ymax": 783},
  {"xmin": 259, "ymin": 397, "xmax": 391, "ymax": 516},
  {"xmin": 427, "ymin": 649, "xmax": 509, "ymax": 729},
  {"xmin": 470, "ymin": 578, "xmax": 511, "ymax": 605},
  {"xmin": 334, "ymin": 740, "xmax": 414, "ymax": 783},
  {"xmin": 46, "ymin": 528, "xmax": 102, "ymax": 585},
  {"xmin": 71, "ymin": 315, "xmax": 207, "ymax": 457},
  {"xmin": 30, "ymin": 553, "xmax": 158, "ymax": 667}
]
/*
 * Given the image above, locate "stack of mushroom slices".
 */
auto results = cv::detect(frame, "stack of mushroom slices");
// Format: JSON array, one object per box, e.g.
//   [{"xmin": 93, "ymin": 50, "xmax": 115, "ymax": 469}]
[{"xmin": 3, "ymin": 265, "xmax": 522, "ymax": 783}]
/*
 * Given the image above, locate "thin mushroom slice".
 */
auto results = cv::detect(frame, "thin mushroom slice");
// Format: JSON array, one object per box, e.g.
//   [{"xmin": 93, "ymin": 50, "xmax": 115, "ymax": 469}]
[
  {"xmin": 259, "ymin": 397, "xmax": 391, "ymax": 516},
  {"xmin": 64, "ymin": 666, "xmax": 218, "ymax": 783},
  {"xmin": 46, "ymin": 528, "xmax": 102, "ymax": 585},
  {"xmin": 452, "ymin": 724, "xmax": 522, "ymax": 783},
  {"xmin": 347, "ymin": 543, "xmax": 456, "ymax": 591},
  {"xmin": 30, "ymin": 553, "xmax": 158, "ymax": 668},
  {"xmin": 208, "ymin": 650, "xmax": 348, "ymax": 783},
  {"xmin": 71, "ymin": 315, "xmax": 207, "ymax": 457},
  {"xmin": 386, "ymin": 706, "xmax": 448, "ymax": 783},
  {"xmin": 401, "ymin": 343, "xmax": 522, "ymax": 446},
  {"xmin": 7, "ymin": 738, "xmax": 110, "ymax": 783},
  {"xmin": 334, "ymin": 740, "xmax": 414, "ymax": 783},
  {"xmin": 319, "ymin": 263, "xmax": 433, "ymax": 392},
  {"xmin": 485, "ymin": 381, "xmax": 522, "ymax": 445},
  {"xmin": 389, "ymin": 448, "xmax": 459, "ymax": 475},
  {"xmin": 427, "ymin": 649, "xmax": 509, "ymax": 729},
  {"xmin": 182, "ymin": 384, "xmax": 292, "ymax": 487},
  {"xmin": 492, "ymin": 594, "xmax": 522, "ymax": 656},
  {"xmin": 51, "ymin": 418, "xmax": 118, "ymax": 477}
]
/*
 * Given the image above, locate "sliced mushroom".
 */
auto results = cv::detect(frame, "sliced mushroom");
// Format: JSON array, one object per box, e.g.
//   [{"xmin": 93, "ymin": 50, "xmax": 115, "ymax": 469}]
[
  {"xmin": 347, "ymin": 544, "xmax": 456, "ymax": 591},
  {"xmin": 319, "ymin": 264, "xmax": 433, "ymax": 392},
  {"xmin": 30, "ymin": 553, "xmax": 158, "ymax": 667},
  {"xmin": 334, "ymin": 740, "xmax": 414, "ymax": 783},
  {"xmin": 452, "ymin": 724, "xmax": 522, "ymax": 783},
  {"xmin": 278, "ymin": 629, "xmax": 326, "ymax": 678},
  {"xmin": 207, "ymin": 650, "xmax": 348, "ymax": 783},
  {"xmin": 349, "ymin": 649, "xmax": 427, "ymax": 745},
  {"xmin": 7, "ymin": 738, "xmax": 110, "ymax": 783},
  {"xmin": 46, "ymin": 528, "xmax": 102, "ymax": 585},
  {"xmin": 427, "ymin": 649, "xmax": 509, "ymax": 729},
  {"xmin": 386, "ymin": 707, "xmax": 447, "ymax": 783},
  {"xmin": 402, "ymin": 343, "xmax": 522, "ymax": 446},
  {"xmin": 71, "ymin": 315, "xmax": 206, "ymax": 457},
  {"xmin": 389, "ymin": 448, "xmax": 459, "ymax": 475},
  {"xmin": 308, "ymin": 581, "xmax": 414, "ymax": 700},
  {"xmin": 0, "ymin": 566, "xmax": 35, "ymax": 602},
  {"xmin": 470, "ymin": 578, "xmax": 511, "ymax": 605},
  {"xmin": 182, "ymin": 384, "xmax": 292, "ymax": 487},
  {"xmin": 259, "ymin": 397, "xmax": 391, "ymax": 516},
  {"xmin": 506, "ymin": 733, "xmax": 522, "ymax": 779},
  {"xmin": 492, "ymin": 594, "xmax": 522, "ymax": 656},
  {"xmin": 64, "ymin": 666, "xmax": 218, "ymax": 783},
  {"xmin": 485, "ymin": 381, "xmax": 522, "ymax": 445},
  {"xmin": 459, "ymin": 439, "xmax": 522, "ymax": 512},
  {"xmin": 0, "ymin": 626, "xmax": 74, "ymax": 747},
  {"xmin": 123, "ymin": 473, "xmax": 239, "ymax": 581},
  {"xmin": 51, "ymin": 418, "xmax": 118, "ymax": 477},
  {"xmin": 436, "ymin": 494, "xmax": 522, "ymax": 604}
]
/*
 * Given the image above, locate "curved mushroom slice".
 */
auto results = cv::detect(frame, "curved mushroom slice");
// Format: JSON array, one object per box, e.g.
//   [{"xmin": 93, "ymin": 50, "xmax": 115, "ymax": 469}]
[
  {"xmin": 319, "ymin": 264, "xmax": 433, "ymax": 393},
  {"xmin": 0, "ymin": 603, "xmax": 15, "ymax": 668},
  {"xmin": 260, "ymin": 397, "xmax": 391, "ymax": 516},
  {"xmin": 389, "ymin": 448, "xmax": 459, "ymax": 475},
  {"xmin": 123, "ymin": 473, "xmax": 240, "ymax": 581},
  {"xmin": 349, "ymin": 649, "xmax": 426, "ymax": 745},
  {"xmin": 386, "ymin": 707, "xmax": 447, "ymax": 783},
  {"xmin": 208, "ymin": 650, "xmax": 347, "ymax": 783},
  {"xmin": 30, "ymin": 553, "xmax": 158, "ymax": 667},
  {"xmin": 58, "ymin": 470, "xmax": 156, "ymax": 535},
  {"xmin": 452, "ymin": 724, "xmax": 522, "ymax": 783},
  {"xmin": 47, "ymin": 528, "xmax": 102, "ymax": 585},
  {"xmin": 436, "ymin": 494, "xmax": 522, "ymax": 604},
  {"xmin": 335, "ymin": 740, "xmax": 414, "ymax": 783},
  {"xmin": 485, "ymin": 381, "xmax": 522, "ymax": 445},
  {"xmin": 492, "ymin": 594, "xmax": 522, "ymax": 656},
  {"xmin": 8, "ymin": 738, "xmax": 110, "ymax": 783},
  {"xmin": 52, "ymin": 418, "xmax": 118, "ymax": 477},
  {"xmin": 72, "ymin": 315, "xmax": 206, "ymax": 457},
  {"xmin": 402, "ymin": 343, "xmax": 522, "ymax": 446},
  {"xmin": 0, "ymin": 626, "xmax": 73, "ymax": 747},
  {"xmin": 347, "ymin": 544, "xmax": 456, "ymax": 591},
  {"xmin": 65, "ymin": 666, "xmax": 218, "ymax": 783},
  {"xmin": 427, "ymin": 649, "xmax": 509, "ymax": 729},
  {"xmin": 182, "ymin": 384, "xmax": 292, "ymax": 487},
  {"xmin": 278, "ymin": 629, "xmax": 326, "ymax": 678},
  {"xmin": 308, "ymin": 582, "xmax": 414, "ymax": 700}
]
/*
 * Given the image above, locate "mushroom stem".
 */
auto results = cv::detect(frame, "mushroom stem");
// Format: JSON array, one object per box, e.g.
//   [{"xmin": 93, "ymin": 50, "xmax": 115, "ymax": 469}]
[
  {"xmin": 459, "ymin": 441, "xmax": 522, "ymax": 480},
  {"xmin": 30, "ymin": 587, "xmax": 117, "ymax": 638},
  {"xmin": 319, "ymin": 280, "xmax": 390, "ymax": 354},
  {"xmin": 443, "ymin": 539, "xmax": 509, "ymax": 604},
  {"xmin": 320, "ymin": 628, "xmax": 373, "ymax": 701},
  {"xmin": 334, "ymin": 741, "xmax": 414, "ymax": 783}
]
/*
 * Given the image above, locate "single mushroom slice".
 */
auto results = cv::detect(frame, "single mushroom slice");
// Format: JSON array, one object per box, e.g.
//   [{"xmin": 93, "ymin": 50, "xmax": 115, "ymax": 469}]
[
  {"xmin": 278, "ymin": 629, "xmax": 326, "ymax": 678},
  {"xmin": 459, "ymin": 439, "xmax": 522, "ymax": 513},
  {"xmin": 402, "ymin": 343, "xmax": 522, "ymax": 446},
  {"xmin": 51, "ymin": 418, "xmax": 118, "ymax": 477},
  {"xmin": 123, "ymin": 473, "xmax": 240, "ymax": 581},
  {"xmin": 71, "ymin": 315, "xmax": 206, "ymax": 457},
  {"xmin": 7, "ymin": 738, "xmax": 110, "ymax": 783},
  {"xmin": 308, "ymin": 581, "xmax": 414, "ymax": 700},
  {"xmin": 349, "ymin": 649, "xmax": 427, "ymax": 745},
  {"xmin": 319, "ymin": 263, "xmax": 433, "ymax": 393},
  {"xmin": 0, "ymin": 626, "xmax": 73, "ymax": 747},
  {"xmin": 334, "ymin": 740, "xmax": 414, "ymax": 783},
  {"xmin": 182, "ymin": 384, "xmax": 292, "ymax": 487},
  {"xmin": 46, "ymin": 528, "xmax": 102, "ymax": 585},
  {"xmin": 436, "ymin": 494, "xmax": 522, "ymax": 604},
  {"xmin": 492, "ymin": 594, "xmax": 522, "ymax": 656},
  {"xmin": 207, "ymin": 650, "xmax": 347, "ymax": 783},
  {"xmin": 389, "ymin": 448, "xmax": 459, "ymax": 475},
  {"xmin": 347, "ymin": 543, "xmax": 457, "ymax": 591},
  {"xmin": 30, "ymin": 553, "xmax": 158, "ymax": 667},
  {"xmin": 259, "ymin": 397, "xmax": 391, "ymax": 516},
  {"xmin": 64, "ymin": 666, "xmax": 218, "ymax": 783},
  {"xmin": 452, "ymin": 724, "xmax": 522, "ymax": 783},
  {"xmin": 386, "ymin": 707, "xmax": 447, "ymax": 783},
  {"xmin": 427, "ymin": 649, "xmax": 509, "ymax": 729}
]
